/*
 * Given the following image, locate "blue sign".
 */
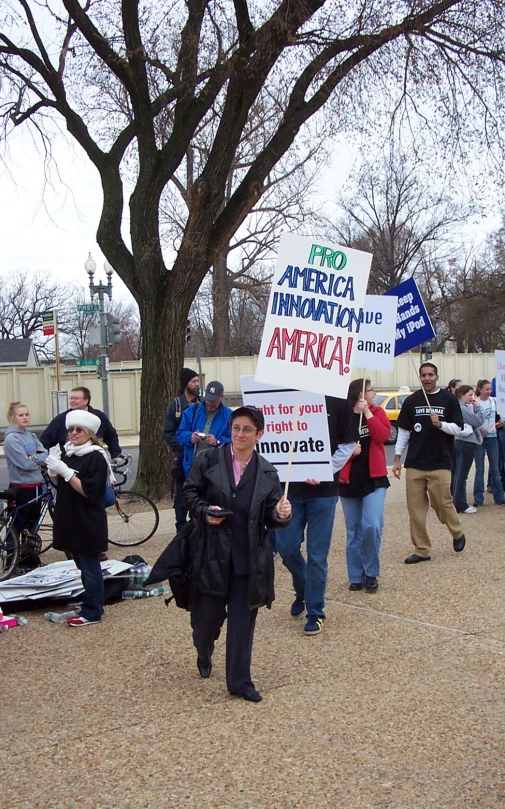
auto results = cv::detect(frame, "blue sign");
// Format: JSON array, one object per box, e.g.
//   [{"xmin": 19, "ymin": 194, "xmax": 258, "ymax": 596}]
[{"xmin": 384, "ymin": 277, "xmax": 435, "ymax": 356}]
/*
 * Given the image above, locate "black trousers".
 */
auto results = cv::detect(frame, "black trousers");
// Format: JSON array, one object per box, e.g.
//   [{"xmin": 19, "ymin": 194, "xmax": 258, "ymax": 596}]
[{"xmin": 190, "ymin": 572, "xmax": 258, "ymax": 693}]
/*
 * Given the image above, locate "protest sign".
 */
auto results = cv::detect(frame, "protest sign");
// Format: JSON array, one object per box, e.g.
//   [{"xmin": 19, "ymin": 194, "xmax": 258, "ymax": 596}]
[
  {"xmin": 495, "ymin": 351, "xmax": 505, "ymax": 415},
  {"xmin": 384, "ymin": 277, "xmax": 435, "ymax": 355},
  {"xmin": 354, "ymin": 295, "xmax": 398, "ymax": 372},
  {"xmin": 255, "ymin": 233, "xmax": 372, "ymax": 398},
  {"xmin": 240, "ymin": 376, "xmax": 333, "ymax": 482}
]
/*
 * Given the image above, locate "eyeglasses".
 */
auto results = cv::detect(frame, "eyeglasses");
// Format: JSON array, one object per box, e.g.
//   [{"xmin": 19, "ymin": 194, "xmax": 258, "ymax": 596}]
[
  {"xmin": 232, "ymin": 425, "xmax": 256, "ymax": 434},
  {"xmin": 67, "ymin": 427, "xmax": 85, "ymax": 434}
]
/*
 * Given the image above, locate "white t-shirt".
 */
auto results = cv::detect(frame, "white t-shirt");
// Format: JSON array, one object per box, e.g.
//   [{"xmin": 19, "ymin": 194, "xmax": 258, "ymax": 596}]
[{"xmin": 476, "ymin": 396, "xmax": 497, "ymax": 437}]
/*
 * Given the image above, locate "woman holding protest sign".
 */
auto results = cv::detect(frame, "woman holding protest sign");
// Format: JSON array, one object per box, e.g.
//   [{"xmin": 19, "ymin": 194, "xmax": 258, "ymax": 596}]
[
  {"xmin": 182, "ymin": 405, "xmax": 291, "ymax": 702},
  {"xmin": 338, "ymin": 379, "xmax": 390, "ymax": 593}
]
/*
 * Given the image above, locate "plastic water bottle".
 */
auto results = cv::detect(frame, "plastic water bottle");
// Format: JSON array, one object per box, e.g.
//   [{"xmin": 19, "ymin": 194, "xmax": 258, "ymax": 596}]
[
  {"xmin": 13, "ymin": 616, "xmax": 28, "ymax": 626},
  {"xmin": 128, "ymin": 564, "xmax": 152, "ymax": 587},
  {"xmin": 44, "ymin": 610, "xmax": 80, "ymax": 623},
  {"xmin": 122, "ymin": 584, "xmax": 169, "ymax": 600}
]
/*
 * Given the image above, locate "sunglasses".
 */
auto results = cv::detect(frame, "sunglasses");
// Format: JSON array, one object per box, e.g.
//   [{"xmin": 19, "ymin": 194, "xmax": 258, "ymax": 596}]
[{"xmin": 67, "ymin": 426, "xmax": 86, "ymax": 434}]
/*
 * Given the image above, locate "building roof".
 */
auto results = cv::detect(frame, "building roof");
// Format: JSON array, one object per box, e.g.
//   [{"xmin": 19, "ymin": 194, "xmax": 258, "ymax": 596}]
[{"xmin": 0, "ymin": 338, "xmax": 36, "ymax": 364}]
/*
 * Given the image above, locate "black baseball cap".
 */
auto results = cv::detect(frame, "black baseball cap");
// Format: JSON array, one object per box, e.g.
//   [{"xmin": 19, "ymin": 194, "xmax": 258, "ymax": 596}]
[{"xmin": 205, "ymin": 381, "xmax": 224, "ymax": 401}]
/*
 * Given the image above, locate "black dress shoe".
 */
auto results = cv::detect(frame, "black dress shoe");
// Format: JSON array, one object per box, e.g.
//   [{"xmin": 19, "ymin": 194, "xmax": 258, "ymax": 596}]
[
  {"xmin": 197, "ymin": 659, "xmax": 212, "ymax": 678},
  {"xmin": 349, "ymin": 583, "xmax": 364, "ymax": 591},
  {"xmin": 404, "ymin": 554, "xmax": 431, "ymax": 564},
  {"xmin": 453, "ymin": 533, "xmax": 466, "ymax": 553},
  {"xmin": 229, "ymin": 688, "xmax": 262, "ymax": 703}
]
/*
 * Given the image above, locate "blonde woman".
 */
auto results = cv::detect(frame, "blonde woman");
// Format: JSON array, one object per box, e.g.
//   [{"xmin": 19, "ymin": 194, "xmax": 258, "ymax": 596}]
[
  {"xmin": 47, "ymin": 410, "xmax": 112, "ymax": 626},
  {"xmin": 3, "ymin": 402, "xmax": 48, "ymax": 571}
]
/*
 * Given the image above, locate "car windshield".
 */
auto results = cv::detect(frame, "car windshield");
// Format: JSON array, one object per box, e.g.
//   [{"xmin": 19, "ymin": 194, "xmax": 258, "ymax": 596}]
[{"xmin": 374, "ymin": 394, "xmax": 387, "ymax": 406}]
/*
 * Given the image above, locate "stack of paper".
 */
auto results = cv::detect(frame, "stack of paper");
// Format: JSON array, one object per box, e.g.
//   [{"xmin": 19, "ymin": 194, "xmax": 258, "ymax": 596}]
[{"xmin": 0, "ymin": 559, "xmax": 133, "ymax": 605}]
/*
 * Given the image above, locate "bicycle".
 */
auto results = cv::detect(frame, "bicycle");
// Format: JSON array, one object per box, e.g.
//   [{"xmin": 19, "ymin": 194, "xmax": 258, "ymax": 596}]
[
  {"xmin": 106, "ymin": 454, "xmax": 160, "ymax": 547},
  {"xmin": 0, "ymin": 471, "xmax": 56, "ymax": 581}
]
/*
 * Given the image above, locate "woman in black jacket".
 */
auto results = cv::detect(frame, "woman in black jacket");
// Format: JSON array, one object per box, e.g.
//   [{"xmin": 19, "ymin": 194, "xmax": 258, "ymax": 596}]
[
  {"xmin": 47, "ymin": 410, "xmax": 111, "ymax": 627},
  {"xmin": 182, "ymin": 405, "xmax": 291, "ymax": 702}
]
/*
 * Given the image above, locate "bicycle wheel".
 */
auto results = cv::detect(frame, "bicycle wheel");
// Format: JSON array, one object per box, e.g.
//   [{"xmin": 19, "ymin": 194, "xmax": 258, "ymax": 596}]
[
  {"xmin": 0, "ymin": 518, "xmax": 20, "ymax": 581},
  {"xmin": 106, "ymin": 490, "xmax": 159, "ymax": 547},
  {"xmin": 36, "ymin": 499, "xmax": 55, "ymax": 554}
]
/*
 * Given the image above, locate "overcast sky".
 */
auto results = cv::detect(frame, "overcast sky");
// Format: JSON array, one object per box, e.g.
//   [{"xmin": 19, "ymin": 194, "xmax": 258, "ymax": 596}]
[{"xmin": 0, "ymin": 124, "xmax": 500, "ymax": 309}]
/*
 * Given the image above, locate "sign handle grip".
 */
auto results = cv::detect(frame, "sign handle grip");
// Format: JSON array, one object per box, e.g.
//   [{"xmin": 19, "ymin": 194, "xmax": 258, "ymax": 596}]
[{"xmin": 283, "ymin": 389, "xmax": 303, "ymax": 499}]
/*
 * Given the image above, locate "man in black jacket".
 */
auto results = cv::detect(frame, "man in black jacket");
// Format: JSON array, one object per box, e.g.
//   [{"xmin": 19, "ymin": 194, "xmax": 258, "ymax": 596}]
[
  {"xmin": 164, "ymin": 368, "xmax": 201, "ymax": 531},
  {"xmin": 40, "ymin": 386, "xmax": 122, "ymax": 458}
]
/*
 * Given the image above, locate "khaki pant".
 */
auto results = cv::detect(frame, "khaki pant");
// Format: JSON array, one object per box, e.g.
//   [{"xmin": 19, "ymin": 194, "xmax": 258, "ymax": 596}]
[{"xmin": 405, "ymin": 468, "xmax": 463, "ymax": 556}]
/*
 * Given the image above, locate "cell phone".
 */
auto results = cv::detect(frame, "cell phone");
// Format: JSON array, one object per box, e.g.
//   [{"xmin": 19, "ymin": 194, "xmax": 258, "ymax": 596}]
[
  {"xmin": 197, "ymin": 432, "xmax": 207, "ymax": 439},
  {"xmin": 207, "ymin": 507, "xmax": 234, "ymax": 519}
]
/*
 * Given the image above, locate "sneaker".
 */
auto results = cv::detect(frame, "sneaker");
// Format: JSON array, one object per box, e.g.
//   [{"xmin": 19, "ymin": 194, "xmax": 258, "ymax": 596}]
[
  {"xmin": 461, "ymin": 506, "xmax": 477, "ymax": 514},
  {"xmin": 304, "ymin": 616, "xmax": 324, "ymax": 635},
  {"xmin": 473, "ymin": 502, "xmax": 484, "ymax": 507},
  {"xmin": 67, "ymin": 616, "xmax": 101, "ymax": 627},
  {"xmin": 365, "ymin": 576, "xmax": 378, "ymax": 593},
  {"xmin": 349, "ymin": 583, "xmax": 364, "ymax": 591},
  {"xmin": 290, "ymin": 596, "xmax": 305, "ymax": 616}
]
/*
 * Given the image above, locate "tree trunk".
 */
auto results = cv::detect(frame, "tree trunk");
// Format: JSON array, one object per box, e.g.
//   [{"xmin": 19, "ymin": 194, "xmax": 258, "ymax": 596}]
[
  {"xmin": 212, "ymin": 252, "xmax": 231, "ymax": 356},
  {"xmin": 133, "ymin": 282, "xmax": 189, "ymax": 500}
]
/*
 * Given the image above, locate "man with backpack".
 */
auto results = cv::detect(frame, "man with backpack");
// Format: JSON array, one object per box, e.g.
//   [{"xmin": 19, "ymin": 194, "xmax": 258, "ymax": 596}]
[{"xmin": 164, "ymin": 368, "xmax": 202, "ymax": 531}]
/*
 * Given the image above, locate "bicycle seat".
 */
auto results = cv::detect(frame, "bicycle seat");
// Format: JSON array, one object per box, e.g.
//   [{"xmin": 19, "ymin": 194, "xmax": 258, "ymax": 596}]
[{"xmin": 0, "ymin": 487, "xmax": 20, "ymax": 501}]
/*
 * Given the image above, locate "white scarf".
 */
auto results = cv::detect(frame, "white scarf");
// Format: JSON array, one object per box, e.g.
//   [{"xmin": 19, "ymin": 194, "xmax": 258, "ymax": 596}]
[{"xmin": 64, "ymin": 441, "xmax": 116, "ymax": 484}]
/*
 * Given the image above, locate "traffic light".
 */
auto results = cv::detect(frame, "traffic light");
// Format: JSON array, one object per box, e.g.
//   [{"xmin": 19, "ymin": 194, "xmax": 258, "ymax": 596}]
[
  {"xmin": 107, "ymin": 313, "xmax": 121, "ymax": 345},
  {"xmin": 185, "ymin": 319, "xmax": 191, "ymax": 343}
]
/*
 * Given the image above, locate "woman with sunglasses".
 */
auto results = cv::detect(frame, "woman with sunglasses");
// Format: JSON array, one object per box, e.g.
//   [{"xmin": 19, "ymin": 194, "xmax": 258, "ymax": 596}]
[
  {"xmin": 338, "ymin": 379, "xmax": 391, "ymax": 593},
  {"xmin": 47, "ymin": 411, "xmax": 113, "ymax": 627},
  {"xmin": 182, "ymin": 405, "xmax": 291, "ymax": 702}
]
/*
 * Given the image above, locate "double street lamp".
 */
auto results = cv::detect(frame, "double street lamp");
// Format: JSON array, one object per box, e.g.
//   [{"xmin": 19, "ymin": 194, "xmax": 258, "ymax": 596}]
[{"xmin": 85, "ymin": 253, "xmax": 113, "ymax": 415}]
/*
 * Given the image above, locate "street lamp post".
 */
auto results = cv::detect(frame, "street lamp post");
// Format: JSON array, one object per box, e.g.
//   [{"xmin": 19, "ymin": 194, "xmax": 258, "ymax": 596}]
[{"xmin": 85, "ymin": 252, "xmax": 113, "ymax": 415}]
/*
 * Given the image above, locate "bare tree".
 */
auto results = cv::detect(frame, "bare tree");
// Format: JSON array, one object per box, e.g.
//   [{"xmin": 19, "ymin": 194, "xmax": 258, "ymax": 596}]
[
  {"xmin": 328, "ymin": 151, "xmax": 471, "ymax": 293},
  {"xmin": 1, "ymin": 1, "xmax": 505, "ymax": 496}
]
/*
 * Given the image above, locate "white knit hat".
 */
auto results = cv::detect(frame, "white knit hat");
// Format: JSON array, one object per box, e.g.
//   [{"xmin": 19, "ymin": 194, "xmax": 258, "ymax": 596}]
[{"xmin": 65, "ymin": 410, "xmax": 101, "ymax": 434}]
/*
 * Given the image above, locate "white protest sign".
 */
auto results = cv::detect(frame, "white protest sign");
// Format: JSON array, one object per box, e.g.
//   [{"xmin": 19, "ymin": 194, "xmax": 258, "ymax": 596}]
[
  {"xmin": 354, "ymin": 295, "xmax": 398, "ymax": 372},
  {"xmin": 255, "ymin": 233, "xmax": 372, "ymax": 398},
  {"xmin": 495, "ymin": 351, "xmax": 505, "ymax": 415},
  {"xmin": 240, "ymin": 376, "xmax": 333, "ymax": 482}
]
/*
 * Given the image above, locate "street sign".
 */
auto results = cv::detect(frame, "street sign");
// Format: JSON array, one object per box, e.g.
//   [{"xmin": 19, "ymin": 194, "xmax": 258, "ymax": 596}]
[
  {"xmin": 42, "ymin": 325, "xmax": 55, "ymax": 336},
  {"xmin": 76, "ymin": 359, "xmax": 100, "ymax": 367},
  {"xmin": 77, "ymin": 304, "xmax": 99, "ymax": 314},
  {"xmin": 42, "ymin": 311, "xmax": 55, "ymax": 323},
  {"xmin": 88, "ymin": 325, "xmax": 101, "ymax": 346}
]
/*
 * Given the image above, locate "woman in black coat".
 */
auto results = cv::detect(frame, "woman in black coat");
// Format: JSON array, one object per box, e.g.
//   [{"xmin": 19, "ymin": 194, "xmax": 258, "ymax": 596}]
[
  {"xmin": 47, "ymin": 410, "xmax": 110, "ymax": 627},
  {"xmin": 183, "ymin": 405, "xmax": 291, "ymax": 702}
]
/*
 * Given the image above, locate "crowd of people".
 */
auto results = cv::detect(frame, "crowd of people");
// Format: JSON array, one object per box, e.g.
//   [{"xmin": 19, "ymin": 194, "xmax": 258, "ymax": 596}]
[{"xmin": 2, "ymin": 364, "xmax": 499, "ymax": 699}]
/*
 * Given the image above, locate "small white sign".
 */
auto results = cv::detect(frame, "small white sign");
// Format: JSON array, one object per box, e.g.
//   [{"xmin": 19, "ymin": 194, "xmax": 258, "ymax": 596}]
[
  {"xmin": 495, "ymin": 350, "xmax": 505, "ymax": 415},
  {"xmin": 240, "ymin": 376, "xmax": 333, "ymax": 482},
  {"xmin": 354, "ymin": 295, "xmax": 398, "ymax": 372}
]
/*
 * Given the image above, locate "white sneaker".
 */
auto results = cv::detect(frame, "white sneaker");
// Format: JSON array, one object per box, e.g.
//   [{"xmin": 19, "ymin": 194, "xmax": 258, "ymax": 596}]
[{"xmin": 463, "ymin": 506, "xmax": 477, "ymax": 514}]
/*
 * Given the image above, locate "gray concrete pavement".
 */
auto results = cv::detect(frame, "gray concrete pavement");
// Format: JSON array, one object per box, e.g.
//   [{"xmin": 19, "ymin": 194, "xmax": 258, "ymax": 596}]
[{"xmin": 2, "ymin": 470, "xmax": 505, "ymax": 808}]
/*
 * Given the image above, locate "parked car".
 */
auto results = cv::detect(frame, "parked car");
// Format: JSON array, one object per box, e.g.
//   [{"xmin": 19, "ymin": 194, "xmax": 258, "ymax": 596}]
[{"xmin": 374, "ymin": 387, "xmax": 411, "ymax": 444}]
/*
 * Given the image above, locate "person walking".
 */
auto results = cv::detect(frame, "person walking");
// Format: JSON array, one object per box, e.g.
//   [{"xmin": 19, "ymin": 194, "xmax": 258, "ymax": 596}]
[
  {"xmin": 47, "ymin": 410, "xmax": 113, "ymax": 627},
  {"xmin": 182, "ymin": 406, "xmax": 291, "ymax": 702},
  {"xmin": 472, "ymin": 379, "xmax": 505, "ymax": 507},
  {"xmin": 452, "ymin": 385, "xmax": 484, "ymax": 514},
  {"xmin": 393, "ymin": 362, "xmax": 467, "ymax": 563},
  {"xmin": 176, "ymin": 381, "xmax": 232, "ymax": 476},
  {"xmin": 164, "ymin": 368, "xmax": 202, "ymax": 531},
  {"xmin": 275, "ymin": 396, "xmax": 358, "ymax": 635},
  {"xmin": 338, "ymin": 380, "xmax": 390, "ymax": 593},
  {"xmin": 3, "ymin": 402, "xmax": 48, "ymax": 571}
]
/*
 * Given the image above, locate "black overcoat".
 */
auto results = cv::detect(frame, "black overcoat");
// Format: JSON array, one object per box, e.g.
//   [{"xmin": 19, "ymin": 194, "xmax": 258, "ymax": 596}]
[{"xmin": 182, "ymin": 445, "xmax": 289, "ymax": 610}]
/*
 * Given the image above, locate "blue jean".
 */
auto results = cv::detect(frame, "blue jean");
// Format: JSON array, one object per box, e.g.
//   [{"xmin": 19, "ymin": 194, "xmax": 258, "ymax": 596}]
[
  {"xmin": 453, "ymin": 441, "xmax": 477, "ymax": 512},
  {"xmin": 73, "ymin": 552, "xmax": 104, "ymax": 622},
  {"xmin": 341, "ymin": 487, "xmax": 387, "ymax": 583},
  {"xmin": 275, "ymin": 495, "xmax": 337, "ymax": 619},
  {"xmin": 174, "ymin": 477, "xmax": 188, "ymax": 532},
  {"xmin": 473, "ymin": 436, "xmax": 505, "ymax": 505}
]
